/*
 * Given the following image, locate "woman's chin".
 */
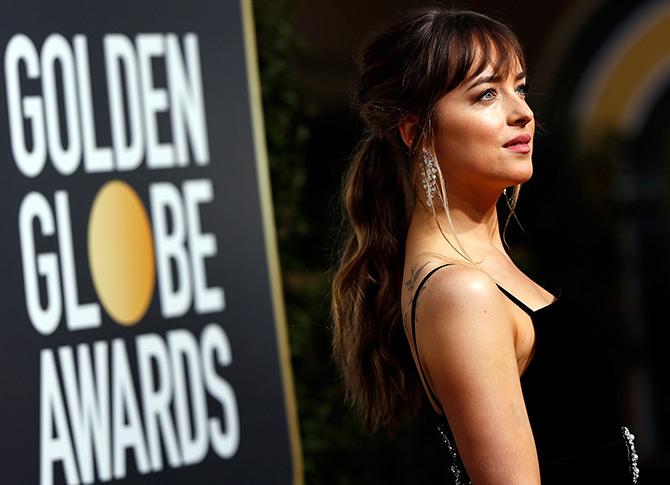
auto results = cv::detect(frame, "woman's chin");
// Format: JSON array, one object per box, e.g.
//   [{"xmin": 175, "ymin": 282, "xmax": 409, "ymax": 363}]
[{"xmin": 511, "ymin": 163, "xmax": 534, "ymax": 184}]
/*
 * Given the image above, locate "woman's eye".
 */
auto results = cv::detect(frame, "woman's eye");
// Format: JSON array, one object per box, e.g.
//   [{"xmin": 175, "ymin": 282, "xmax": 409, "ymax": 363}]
[
  {"xmin": 478, "ymin": 89, "xmax": 496, "ymax": 101},
  {"xmin": 516, "ymin": 83, "xmax": 529, "ymax": 97}
]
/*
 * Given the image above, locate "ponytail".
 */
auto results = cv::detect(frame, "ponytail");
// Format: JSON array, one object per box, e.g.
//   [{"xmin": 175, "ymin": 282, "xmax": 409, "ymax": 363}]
[{"xmin": 331, "ymin": 135, "xmax": 420, "ymax": 432}]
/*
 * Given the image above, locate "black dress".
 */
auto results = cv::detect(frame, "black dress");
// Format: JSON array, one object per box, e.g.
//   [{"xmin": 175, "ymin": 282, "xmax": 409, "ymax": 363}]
[{"xmin": 409, "ymin": 263, "xmax": 640, "ymax": 484}]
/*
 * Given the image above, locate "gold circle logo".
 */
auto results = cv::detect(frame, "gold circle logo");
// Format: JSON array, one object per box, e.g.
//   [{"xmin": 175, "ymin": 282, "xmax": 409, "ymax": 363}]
[{"xmin": 88, "ymin": 180, "xmax": 156, "ymax": 325}]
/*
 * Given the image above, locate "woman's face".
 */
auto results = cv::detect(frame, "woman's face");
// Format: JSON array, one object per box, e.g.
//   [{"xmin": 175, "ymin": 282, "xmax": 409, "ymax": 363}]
[{"xmin": 432, "ymin": 57, "xmax": 534, "ymax": 199}]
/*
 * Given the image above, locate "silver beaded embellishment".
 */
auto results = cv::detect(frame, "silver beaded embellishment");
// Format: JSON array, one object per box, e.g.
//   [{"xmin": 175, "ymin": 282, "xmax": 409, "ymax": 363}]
[
  {"xmin": 621, "ymin": 426, "xmax": 640, "ymax": 484},
  {"xmin": 421, "ymin": 148, "xmax": 438, "ymax": 207},
  {"xmin": 437, "ymin": 423, "xmax": 472, "ymax": 485}
]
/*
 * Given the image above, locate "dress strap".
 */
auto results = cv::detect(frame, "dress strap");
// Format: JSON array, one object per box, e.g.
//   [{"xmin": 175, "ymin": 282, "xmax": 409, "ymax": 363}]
[
  {"xmin": 495, "ymin": 283, "xmax": 535, "ymax": 317},
  {"xmin": 410, "ymin": 263, "xmax": 453, "ymax": 412}
]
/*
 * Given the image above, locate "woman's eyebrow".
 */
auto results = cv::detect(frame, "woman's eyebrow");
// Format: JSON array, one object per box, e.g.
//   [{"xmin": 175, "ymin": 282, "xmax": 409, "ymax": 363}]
[{"xmin": 465, "ymin": 71, "xmax": 526, "ymax": 91}]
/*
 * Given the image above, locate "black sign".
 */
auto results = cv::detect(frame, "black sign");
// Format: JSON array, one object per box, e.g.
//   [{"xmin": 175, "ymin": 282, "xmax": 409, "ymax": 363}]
[{"xmin": 0, "ymin": 0, "xmax": 301, "ymax": 483}]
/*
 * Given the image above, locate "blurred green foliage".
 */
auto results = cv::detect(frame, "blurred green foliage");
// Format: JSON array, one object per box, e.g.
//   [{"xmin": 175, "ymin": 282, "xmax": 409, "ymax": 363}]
[
  {"xmin": 252, "ymin": 0, "xmax": 351, "ymax": 482},
  {"xmin": 252, "ymin": 0, "xmax": 310, "ymax": 258}
]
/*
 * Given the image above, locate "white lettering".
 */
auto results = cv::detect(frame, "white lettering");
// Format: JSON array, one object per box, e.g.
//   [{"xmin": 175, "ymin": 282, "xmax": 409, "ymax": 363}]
[
  {"xmin": 40, "ymin": 349, "xmax": 80, "ymax": 485},
  {"xmin": 136, "ymin": 334, "xmax": 182, "ymax": 470},
  {"xmin": 54, "ymin": 191, "xmax": 101, "ymax": 330},
  {"xmin": 183, "ymin": 179, "xmax": 224, "ymax": 314},
  {"xmin": 150, "ymin": 182, "xmax": 192, "ymax": 318},
  {"xmin": 136, "ymin": 34, "xmax": 173, "ymax": 169},
  {"xmin": 168, "ymin": 329, "xmax": 208, "ymax": 465},
  {"xmin": 104, "ymin": 34, "xmax": 144, "ymax": 172},
  {"xmin": 112, "ymin": 339, "xmax": 150, "ymax": 478},
  {"xmin": 5, "ymin": 34, "xmax": 46, "ymax": 177},
  {"xmin": 166, "ymin": 33, "xmax": 209, "ymax": 166},
  {"xmin": 58, "ymin": 343, "xmax": 111, "ymax": 483},
  {"xmin": 38, "ymin": 325, "xmax": 238, "ymax": 482},
  {"xmin": 202, "ymin": 324, "xmax": 239, "ymax": 458},
  {"xmin": 41, "ymin": 34, "xmax": 81, "ymax": 175},
  {"xmin": 73, "ymin": 35, "xmax": 113, "ymax": 173},
  {"xmin": 19, "ymin": 192, "xmax": 62, "ymax": 334}
]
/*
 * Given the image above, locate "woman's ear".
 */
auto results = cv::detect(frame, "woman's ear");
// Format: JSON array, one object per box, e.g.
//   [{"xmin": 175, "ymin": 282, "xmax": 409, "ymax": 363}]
[{"xmin": 398, "ymin": 114, "xmax": 419, "ymax": 149}]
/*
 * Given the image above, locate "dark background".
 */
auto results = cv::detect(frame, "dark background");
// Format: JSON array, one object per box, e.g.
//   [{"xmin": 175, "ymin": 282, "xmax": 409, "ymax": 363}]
[{"xmin": 253, "ymin": 0, "xmax": 670, "ymax": 483}]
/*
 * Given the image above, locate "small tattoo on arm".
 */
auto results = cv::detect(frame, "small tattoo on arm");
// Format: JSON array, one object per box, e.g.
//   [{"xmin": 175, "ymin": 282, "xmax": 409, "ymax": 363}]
[{"xmin": 405, "ymin": 261, "xmax": 430, "ymax": 291}]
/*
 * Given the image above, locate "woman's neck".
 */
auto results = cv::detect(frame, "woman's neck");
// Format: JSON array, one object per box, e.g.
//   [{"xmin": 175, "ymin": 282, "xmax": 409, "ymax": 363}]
[{"xmin": 409, "ymin": 191, "xmax": 507, "ymax": 258}]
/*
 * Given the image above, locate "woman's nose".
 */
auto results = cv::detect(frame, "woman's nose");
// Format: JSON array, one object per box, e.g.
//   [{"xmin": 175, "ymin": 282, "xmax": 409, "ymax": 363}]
[{"xmin": 508, "ymin": 96, "xmax": 533, "ymax": 127}]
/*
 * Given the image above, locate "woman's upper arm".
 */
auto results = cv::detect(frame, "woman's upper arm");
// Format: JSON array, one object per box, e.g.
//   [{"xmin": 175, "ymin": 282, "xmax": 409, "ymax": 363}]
[{"xmin": 414, "ymin": 266, "xmax": 540, "ymax": 485}]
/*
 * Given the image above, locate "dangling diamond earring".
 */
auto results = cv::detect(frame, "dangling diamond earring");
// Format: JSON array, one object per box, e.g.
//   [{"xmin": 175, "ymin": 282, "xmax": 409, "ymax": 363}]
[{"xmin": 421, "ymin": 148, "xmax": 438, "ymax": 207}]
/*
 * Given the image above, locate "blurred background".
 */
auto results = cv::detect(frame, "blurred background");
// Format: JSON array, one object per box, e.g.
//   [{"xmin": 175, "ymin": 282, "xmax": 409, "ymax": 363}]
[{"xmin": 253, "ymin": 0, "xmax": 670, "ymax": 483}]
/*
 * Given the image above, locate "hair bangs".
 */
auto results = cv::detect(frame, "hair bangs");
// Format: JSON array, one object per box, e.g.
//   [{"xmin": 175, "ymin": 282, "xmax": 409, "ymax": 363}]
[{"xmin": 433, "ymin": 13, "xmax": 527, "ymax": 98}]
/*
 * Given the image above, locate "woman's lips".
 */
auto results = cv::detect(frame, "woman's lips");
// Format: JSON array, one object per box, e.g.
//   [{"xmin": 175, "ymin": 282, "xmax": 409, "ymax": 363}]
[
  {"xmin": 504, "ymin": 143, "xmax": 531, "ymax": 154},
  {"xmin": 503, "ymin": 134, "xmax": 532, "ymax": 154}
]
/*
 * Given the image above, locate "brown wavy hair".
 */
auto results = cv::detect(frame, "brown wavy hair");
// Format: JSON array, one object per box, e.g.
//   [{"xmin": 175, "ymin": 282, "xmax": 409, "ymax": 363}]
[{"xmin": 331, "ymin": 6, "xmax": 527, "ymax": 432}]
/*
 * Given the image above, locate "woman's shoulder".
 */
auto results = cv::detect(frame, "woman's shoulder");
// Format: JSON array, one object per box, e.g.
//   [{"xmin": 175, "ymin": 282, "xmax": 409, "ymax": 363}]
[{"xmin": 407, "ymin": 260, "xmax": 512, "ymax": 325}]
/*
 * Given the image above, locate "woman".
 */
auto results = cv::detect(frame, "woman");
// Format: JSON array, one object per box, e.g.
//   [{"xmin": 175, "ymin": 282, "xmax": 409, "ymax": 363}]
[{"xmin": 331, "ymin": 7, "xmax": 639, "ymax": 484}]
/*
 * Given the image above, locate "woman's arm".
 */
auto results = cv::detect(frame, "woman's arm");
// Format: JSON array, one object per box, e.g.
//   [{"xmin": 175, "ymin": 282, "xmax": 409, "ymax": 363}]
[{"xmin": 414, "ymin": 264, "xmax": 540, "ymax": 485}]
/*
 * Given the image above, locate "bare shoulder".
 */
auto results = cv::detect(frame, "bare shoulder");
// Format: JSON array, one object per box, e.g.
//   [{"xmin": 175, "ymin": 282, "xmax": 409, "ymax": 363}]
[{"xmin": 413, "ymin": 263, "xmax": 513, "ymax": 330}]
